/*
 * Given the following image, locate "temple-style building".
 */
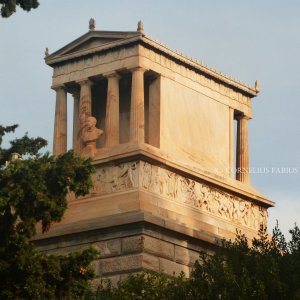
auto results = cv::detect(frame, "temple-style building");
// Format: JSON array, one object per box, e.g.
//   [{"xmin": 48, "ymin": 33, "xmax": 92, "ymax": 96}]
[{"xmin": 36, "ymin": 20, "xmax": 274, "ymax": 280}]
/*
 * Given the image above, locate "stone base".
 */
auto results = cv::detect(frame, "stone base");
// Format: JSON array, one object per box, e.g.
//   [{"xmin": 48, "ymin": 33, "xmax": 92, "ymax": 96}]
[
  {"xmin": 35, "ymin": 218, "xmax": 213, "ymax": 280},
  {"xmin": 34, "ymin": 159, "xmax": 271, "ymax": 279}
]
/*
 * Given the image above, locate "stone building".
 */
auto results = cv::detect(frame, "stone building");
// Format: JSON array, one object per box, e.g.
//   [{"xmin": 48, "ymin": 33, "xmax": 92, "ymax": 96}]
[{"xmin": 36, "ymin": 20, "xmax": 274, "ymax": 280}]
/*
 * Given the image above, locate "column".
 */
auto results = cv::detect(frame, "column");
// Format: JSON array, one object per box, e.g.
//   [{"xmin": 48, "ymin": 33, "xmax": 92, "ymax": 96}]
[
  {"xmin": 130, "ymin": 67, "xmax": 145, "ymax": 143},
  {"xmin": 236, "ymin": 114, "xmax": 250, "ymax": 184},
  {"xmin": 148, "ymin": 76, "xmax": 161, "ymax": 148},
  {"xmin": 78, "ymin": 79, "xmax": 93, "ymax": 150},
  {"xmin": 229, "ymin": 108, "xmax": 234, "ymax": 178},
  {"xmin": 53, "ymin": 86, "xmax": 67, "ymax": 155},
  {"xmin": 105, "ymin": 72, "xmax": 120, "ymax": 147},
  {"xmin": 72, "ymin": 90, "xmax": 80, "ymax": 153}
]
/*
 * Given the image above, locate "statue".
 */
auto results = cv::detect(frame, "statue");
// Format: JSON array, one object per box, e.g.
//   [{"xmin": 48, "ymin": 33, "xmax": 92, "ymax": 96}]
[
  {"xmin": 137, "ymin": 20, "xmax": 144, "ymax": 33},
  {"xmin": 44, "ymin": 47, "xmax": 49, "ymax": 57},
  {"xmin": 89, "ymin": 18, "xmax": 96, "ymax": 31},
  {"xmin": 255, "ymin": 80, "xmax": 260, "ymax": 92},
  {"xmin": 81, "ymin": 116, "xmax": 103, "ymax": 157}
]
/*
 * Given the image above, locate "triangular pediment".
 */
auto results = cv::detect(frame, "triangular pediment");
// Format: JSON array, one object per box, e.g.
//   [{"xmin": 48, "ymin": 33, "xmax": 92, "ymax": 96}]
[
  {"xmin": 65, "ymin": 37, "xmax": 121, "ymax": 54},
  {"xmin": 46, "ymin": 30, "xmax": 141, "ymax": 65}
]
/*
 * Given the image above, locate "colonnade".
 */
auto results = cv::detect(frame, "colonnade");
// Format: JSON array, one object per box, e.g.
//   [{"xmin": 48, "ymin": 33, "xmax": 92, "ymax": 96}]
[
  {"xmin": 52, "ymin": 67, "xmax": 145, "ymax": 155},
  {"xmin": 52, "ymin": 67, "xmax": 250, "ymax": 184}
]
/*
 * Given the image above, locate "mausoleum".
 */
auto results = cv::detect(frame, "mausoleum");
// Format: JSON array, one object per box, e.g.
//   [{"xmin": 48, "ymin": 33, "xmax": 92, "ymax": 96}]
[{"xmin": 36, "ymin": 20, "xmax": 274, "ymax": 280}]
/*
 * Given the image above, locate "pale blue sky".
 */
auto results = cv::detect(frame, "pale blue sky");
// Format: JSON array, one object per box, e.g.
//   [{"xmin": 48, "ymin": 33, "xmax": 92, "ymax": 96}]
[{"xmin": 1, "ymin": 0, "xmax": 299, "ymax": 237}]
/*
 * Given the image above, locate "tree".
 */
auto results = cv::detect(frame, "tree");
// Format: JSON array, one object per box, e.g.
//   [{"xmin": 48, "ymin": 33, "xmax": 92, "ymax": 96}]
[
  {"xmin": 0, "ymin": 125, "xmax": 98, "ymax": 299},
  {"xmin": 85, "ymin": 272, "xmax": 189, "ymax": 300},
  {"xmin": 90, "ymin": 224, "xmax": 300, "ymax": 300},
  {"xmin": 0, "ymin": 0, "xmax": 39, "ymax": 18},
  {"xmin": 189, "ymin": 225, "xmax": 288, "ymax": 300}
]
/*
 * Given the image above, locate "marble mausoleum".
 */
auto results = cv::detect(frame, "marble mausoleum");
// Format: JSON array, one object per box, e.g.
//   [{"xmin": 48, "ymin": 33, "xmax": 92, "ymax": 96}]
[{"xmin": 35, "ymin": 20, "xmax": 275, "ymax": 280}]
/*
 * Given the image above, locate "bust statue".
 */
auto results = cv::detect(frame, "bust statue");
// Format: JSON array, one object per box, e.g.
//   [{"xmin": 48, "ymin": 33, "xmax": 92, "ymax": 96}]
[{"xmin": 81, "ymin": 116, "xmax": 103, "ymax": 156}]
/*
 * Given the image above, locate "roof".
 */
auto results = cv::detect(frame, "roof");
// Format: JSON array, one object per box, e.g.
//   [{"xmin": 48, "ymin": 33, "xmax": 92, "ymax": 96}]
[{"xmin": 45, "ymin": 29, "xmax": 259, "ymax": 97}]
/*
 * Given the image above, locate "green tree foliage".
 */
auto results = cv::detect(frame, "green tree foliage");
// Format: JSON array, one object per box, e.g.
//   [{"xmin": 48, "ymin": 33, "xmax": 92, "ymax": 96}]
[
  {"xmin": 0, "ymin": 0, "xmax": 39, "ymax": 18},
  {"xmin": 91, "ymin": 225, "xmax": 300, "ymax": 300},
  {"xmin": 86, "ymin": 272, "xmax": 189, "ymax": 300},
  {"xmin": 0, "ymin": 125, "xmax": 98, "ymax": 299}
]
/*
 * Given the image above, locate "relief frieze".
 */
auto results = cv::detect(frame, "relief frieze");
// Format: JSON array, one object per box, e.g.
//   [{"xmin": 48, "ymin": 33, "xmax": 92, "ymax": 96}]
[
  {"xmin": 139, "ymin": 161, "xmax": 267, "ymax": 231},
  {"xmin": 83, "ymin": 161, "xmax": 267, "ymax": 231}
]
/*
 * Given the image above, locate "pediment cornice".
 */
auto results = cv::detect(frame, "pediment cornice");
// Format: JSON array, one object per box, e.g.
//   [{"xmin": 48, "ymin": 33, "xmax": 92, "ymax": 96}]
[
  {"xmin": 45, "ymin": 30, "xmax": 258, "ymax": 97},
  {"xmin": 45, "ymin": 30, "xmax": 142, "ymax": 65}
]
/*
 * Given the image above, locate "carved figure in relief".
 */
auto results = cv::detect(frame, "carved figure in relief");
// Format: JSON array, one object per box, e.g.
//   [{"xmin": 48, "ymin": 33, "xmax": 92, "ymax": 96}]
[
  {"xmin": 220, "ymin": 194, "xmax": 228, "ymax": 218},
  {"xmin": 251, "ymin": 205, "xmax": 260, "ymax": 229},
  {"xmin": 128, "ymin": 162, "xmax": 139, "ymax": 188},
  {"xmin": 259, "ymin": 207, "xmax": 268, "ymax": 228},
  {"xmin": 193, "ymin": 182, "xmax": 204, "ymax": 208},
  {"xmin": 200, "ymin": 185, "xmax": 213, "ymax": 212},
  {"xmin": 239, "ymin": 201, "xmax": 250, "ymax": 226},
  {"xmin": 166, "ymin": 171, "xmax": 176, "ymax": 198},
  {"xmin": 118, "ymin": 162, "xmax": 139, "ymax": 189},
  {"xmin": 111, "ymin": 171, "xmax": 120, "ymax": 192},
  {"xmin": 157, "ymin": 169, "xmax": 166, "ymax": 194},
  {"xmin": 149, "ymin": 166, "xmax": 160, "ymax": 194},
  {"xmin": 159, "ymin": 169, "xmax": 176, "ymax": 197},
  {"xmin": 224, "ymin": 194, "xmax": 234, "ymax": 219},
  {"xmin": 216, "ymin": 192, "xmax": 226, "ymax": 217},
  {"xmin": 141, "ymin": 162, "xmax": 152, "ymax": 190},
  {"xmin": 177, "ymin": 178, "xmax": 194, "ymax": 205},
  {"xmin": 156, "ymin": 168, "xmax": 164, "ymax": 194},
  {"xmin": 115, "ymin": 165, "xmax": 127, "ymax": 190},
  {"xmin": 232, "ymin": 197, "xmax": 239, "ymax": 221},
  {"xmin": 112, "ymin": 166, "xmax": 130, "ymax": 192}
]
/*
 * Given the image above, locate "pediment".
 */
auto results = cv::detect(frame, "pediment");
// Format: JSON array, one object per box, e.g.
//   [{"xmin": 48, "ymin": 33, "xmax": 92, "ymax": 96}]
[
  {"xmin": 61, "ymin": 36, "xmax": 122, "ymax": 56},
  {"xmin": 46, "ymin": 30, "xmax": 141, "ymax": 64}
]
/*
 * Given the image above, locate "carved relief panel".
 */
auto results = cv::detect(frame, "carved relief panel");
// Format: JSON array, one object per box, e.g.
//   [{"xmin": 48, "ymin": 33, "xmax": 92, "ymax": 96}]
[
  {"xmin": 139, "ymin": 161, "xmax": 267, "ymax": 231},
  {"xmin": 75, "ymin": 160, "xmax": 267, "ymax": 232},
  {"xmin": 90, "ymin": 162, "xmax": 139, "ymax": 194}
]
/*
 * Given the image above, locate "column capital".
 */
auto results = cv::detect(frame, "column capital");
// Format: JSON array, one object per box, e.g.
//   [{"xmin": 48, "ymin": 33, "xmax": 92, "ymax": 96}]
[
  {"xmin": 67, "ymin": 87, "xmax": 80, "ymax": 98},
  {"xmin": 235, "ymin": 113, "xmax": 251, "ymax": 121},
  {"xmin": 129, "ymin": 66, "xmax": 147, "ymax": 73},
  {"xmin": 103, "ymin": 71, "xmax": 121, "ymax": 79},
  {"xmin": 70, "ymin": 90, "xmax": 80, "ymax": 99},
  {"xmin": 76, "ymin": 78, "xmax": 94, "ymax": 87},
  {"xmin": 51, "ymin": 84, "xmax": 66, "ymax": 92}
]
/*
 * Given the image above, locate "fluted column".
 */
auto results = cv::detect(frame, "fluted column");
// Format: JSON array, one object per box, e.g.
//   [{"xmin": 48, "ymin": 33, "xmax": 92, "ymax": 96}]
[
  {"xmin": 53, "ymin": 86, "xmax": 67, "ymax": 155},
  {"xmin": 78, "ymin": 79, "xmax": 93, "ymax": 151},
  {"xmin": 236, "ymin": 114, "xmax": 250, "ymax": 183},
  {"xmin": 105, "ymin": 72, "xmax": 120, "ymax": 147},
  {"xmin": 130, "ymin": 67, "xmax": 145, "ymax": 143},
  {"xmin": 72, "ymin": 90, "xmax": 80, "ymax": 153}
]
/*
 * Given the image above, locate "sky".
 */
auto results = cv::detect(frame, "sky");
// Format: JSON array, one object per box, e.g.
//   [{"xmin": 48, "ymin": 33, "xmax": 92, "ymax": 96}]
[{"xmin": 1, "ymin": 0, "xmax": 299, "ymax": 237}]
